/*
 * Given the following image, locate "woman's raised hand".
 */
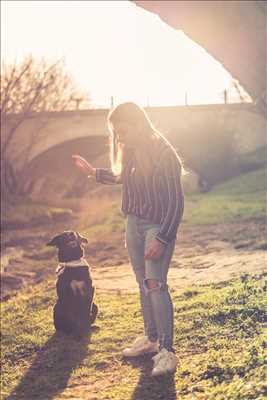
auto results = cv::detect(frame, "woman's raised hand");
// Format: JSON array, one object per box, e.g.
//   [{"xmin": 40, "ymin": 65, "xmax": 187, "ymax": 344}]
[{"xmin": 72, "ymin": 155, "xmax": 96, "ymax": 177}]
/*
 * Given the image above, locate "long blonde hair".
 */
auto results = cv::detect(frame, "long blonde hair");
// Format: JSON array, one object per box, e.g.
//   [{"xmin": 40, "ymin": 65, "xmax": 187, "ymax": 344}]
[{"xmin": 107, "ymin": 102, "xmax": 183, "ymax": 175}]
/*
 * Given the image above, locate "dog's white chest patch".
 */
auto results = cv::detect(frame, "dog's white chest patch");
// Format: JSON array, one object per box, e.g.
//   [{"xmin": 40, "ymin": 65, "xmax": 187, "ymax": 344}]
[{"xmin": 70, "ymin": 280, "xmax": 87, "ymax": 296}]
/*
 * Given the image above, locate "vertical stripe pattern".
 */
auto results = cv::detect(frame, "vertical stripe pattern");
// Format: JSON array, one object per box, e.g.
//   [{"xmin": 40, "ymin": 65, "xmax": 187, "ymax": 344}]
[{"xmin": 95, "ymin": 144, "xmax": 184, "ymax": 244}]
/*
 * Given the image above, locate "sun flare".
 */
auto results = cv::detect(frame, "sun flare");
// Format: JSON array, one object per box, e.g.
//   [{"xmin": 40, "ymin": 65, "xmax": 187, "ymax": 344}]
[{"xmin": 1, "ymin": 0, "xmax": 248, "ymax": 108}]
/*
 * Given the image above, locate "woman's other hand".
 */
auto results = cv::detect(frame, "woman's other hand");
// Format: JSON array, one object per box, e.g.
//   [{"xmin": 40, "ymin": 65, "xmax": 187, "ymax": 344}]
[
  {"xmin": 72, "ymin": 155, "xmax": 96, "ymax": 177},
  {"xmin": 145, "ymin": 238, "xmax": 165, "ymax": 260}
]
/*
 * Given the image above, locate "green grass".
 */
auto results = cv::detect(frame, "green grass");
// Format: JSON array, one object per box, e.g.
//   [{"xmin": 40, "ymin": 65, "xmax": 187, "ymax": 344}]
[
  {"xmin": 238, "ymin": 146, "xmax": 267, "ymax": 173},
  {"xmin": 1, "ymin": 274, "xmax": 266, "ymax": 400},
  {"xmin": 184, "ymin": 168, "xmax": 266, "ymax": 225}
]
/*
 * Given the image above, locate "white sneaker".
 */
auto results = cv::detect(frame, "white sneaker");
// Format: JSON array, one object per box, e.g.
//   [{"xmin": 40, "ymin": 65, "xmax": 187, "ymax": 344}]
[
  {"xmin": 152, "ymin": 348, "xmax": 178, "ymax": 376},
  {"xmin": 122, "ymin": 336, "xmax": 159, "ymax": 357}
]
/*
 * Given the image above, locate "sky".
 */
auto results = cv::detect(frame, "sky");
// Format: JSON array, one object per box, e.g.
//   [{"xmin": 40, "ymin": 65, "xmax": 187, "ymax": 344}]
[{"xmin": 1, "ymin": 0, "xmax": 247, "ymax": 108}]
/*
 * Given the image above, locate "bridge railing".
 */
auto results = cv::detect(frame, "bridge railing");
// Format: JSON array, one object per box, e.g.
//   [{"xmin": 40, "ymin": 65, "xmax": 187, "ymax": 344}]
[{"xmin": 89, "ymin": 87, "xmax": 252, "ymax": 110}]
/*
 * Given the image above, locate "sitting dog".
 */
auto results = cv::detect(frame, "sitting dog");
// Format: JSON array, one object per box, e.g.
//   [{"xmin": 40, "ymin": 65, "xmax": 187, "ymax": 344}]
[{"xmin": 47, "ymin": 231, "xmax": 98, "ymax": 336}]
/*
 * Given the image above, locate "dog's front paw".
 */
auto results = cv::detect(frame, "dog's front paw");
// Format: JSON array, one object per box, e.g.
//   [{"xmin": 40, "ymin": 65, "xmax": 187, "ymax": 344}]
[{"xmin": 90, "ymin": 303, "xmax": 98, "ymax": 324}]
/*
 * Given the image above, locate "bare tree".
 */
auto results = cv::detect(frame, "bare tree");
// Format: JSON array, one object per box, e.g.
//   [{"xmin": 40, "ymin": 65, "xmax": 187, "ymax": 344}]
[{"xmin": 1, "ymin": 55, "xmax": 88, "ymax": 199}]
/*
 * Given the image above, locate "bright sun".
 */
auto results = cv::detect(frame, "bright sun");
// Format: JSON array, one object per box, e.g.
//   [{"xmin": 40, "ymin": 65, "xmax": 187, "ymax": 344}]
[{"xmin": 1, "ymin": 0, "xmax": 249, "ymax": 108}]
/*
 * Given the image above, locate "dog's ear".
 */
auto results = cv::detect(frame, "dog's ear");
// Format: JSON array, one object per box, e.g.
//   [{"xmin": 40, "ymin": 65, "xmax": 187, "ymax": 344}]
[
  {"xmin": 76, "ymin": 232, "xmax": 88, "ymax": 245},
  {"xmin": 47, "ymin": 234, "xmax": 61, "ymax": 247}
]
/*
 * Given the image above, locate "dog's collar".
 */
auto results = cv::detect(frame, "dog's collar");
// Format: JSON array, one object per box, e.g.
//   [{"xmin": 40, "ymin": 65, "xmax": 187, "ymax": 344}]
[{"xmin": 57, "ymin": 258, "xmax": 89, "ymax": 270}]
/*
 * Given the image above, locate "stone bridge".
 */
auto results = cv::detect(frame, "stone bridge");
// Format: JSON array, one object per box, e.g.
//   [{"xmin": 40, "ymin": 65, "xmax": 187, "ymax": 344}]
[
  {"xmin": 4, "ymin": 103, "xmax": 266, "ymax": 169},
  {"xmin": 3, "ymin": 102, "xmax": 265, "ymax": 200},
  {"xmin": 3, "ymin": 103, "xmax": 266, "ymax": 170}
]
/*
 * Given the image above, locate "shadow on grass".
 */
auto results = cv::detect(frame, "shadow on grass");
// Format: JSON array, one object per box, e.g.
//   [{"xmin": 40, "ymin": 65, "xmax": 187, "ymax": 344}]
[
  {"xmin": 123, "ymin": 355, "xmax": 177, "ymax": 400},
  {"xmin": 6, "ymin": 330, "xmax": 95, "ymax": 400}
]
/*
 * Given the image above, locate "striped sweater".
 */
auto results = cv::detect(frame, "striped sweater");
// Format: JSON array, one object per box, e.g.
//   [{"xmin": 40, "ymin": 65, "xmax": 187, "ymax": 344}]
[{"xmin": 95, "ymin": 143, "xmax": 184, "ymax": 244}]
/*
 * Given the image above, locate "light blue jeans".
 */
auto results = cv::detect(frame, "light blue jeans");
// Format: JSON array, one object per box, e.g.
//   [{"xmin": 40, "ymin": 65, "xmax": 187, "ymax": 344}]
[{"xmin": 125, "ymin": 214, "xmax": 176, "ymax": 352}]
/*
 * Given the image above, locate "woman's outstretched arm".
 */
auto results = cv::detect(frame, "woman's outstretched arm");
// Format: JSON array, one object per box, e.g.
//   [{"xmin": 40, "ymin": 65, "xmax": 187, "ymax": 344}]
[{"xmin": 72, "ymin": 155, "xmax": 122, "ymax": 184}]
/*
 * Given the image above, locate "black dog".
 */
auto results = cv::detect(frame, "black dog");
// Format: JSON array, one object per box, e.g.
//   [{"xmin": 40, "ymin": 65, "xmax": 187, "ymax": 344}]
[{"xmin": 47, "ymin": 231, "xmax": 98, "ymax": 336}]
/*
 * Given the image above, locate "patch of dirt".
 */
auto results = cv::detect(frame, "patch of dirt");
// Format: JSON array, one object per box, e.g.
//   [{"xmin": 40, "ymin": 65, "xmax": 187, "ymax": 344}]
[
  {"xmin": 1, "ymin": 220, "xmax": 266, "ymax": 300},
  {"xmin": 93, "ymin": 249, "xmax": 266, "ymax": 294},
  {"xmin": 90, "ymin": 223, "xmax": 267, "ymax": 293}
]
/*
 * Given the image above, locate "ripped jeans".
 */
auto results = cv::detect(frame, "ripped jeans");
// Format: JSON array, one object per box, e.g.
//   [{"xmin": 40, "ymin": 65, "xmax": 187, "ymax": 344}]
[{"xmin": 126, "ymin": 214, "xmax": 176, "ymax": 352}]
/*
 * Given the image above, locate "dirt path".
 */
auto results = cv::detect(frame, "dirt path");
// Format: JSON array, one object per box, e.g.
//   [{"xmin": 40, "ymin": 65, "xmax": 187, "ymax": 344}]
[
  {"xmin": 91, "ymin": 234, "xmax": 266, "ymax": 294},
  {"xmin": 89, "ymin": 221, "xmax": 266, "ymax": 292},
  {"xmin": 92, "ymin": 248, "xmax": 266, "ymax": 293},
  {"xmin": 1, "ymin": 221, "xmax": 266, "ymax": 300}
]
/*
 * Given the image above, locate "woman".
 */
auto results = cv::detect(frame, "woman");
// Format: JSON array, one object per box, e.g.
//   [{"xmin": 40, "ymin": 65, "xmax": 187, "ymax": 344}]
[{"xmin": 72, "ymin": 102, "xmax": 184, "ymax": 377}]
